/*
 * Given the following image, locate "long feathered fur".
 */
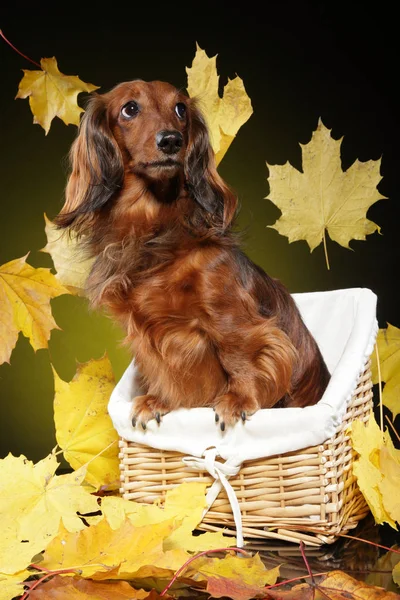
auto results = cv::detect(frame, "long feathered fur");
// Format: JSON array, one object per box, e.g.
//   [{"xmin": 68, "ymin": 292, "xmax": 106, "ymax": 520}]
[{"xmin": 54, "ymin": 79, "xmax": 330, "ymax": 430}]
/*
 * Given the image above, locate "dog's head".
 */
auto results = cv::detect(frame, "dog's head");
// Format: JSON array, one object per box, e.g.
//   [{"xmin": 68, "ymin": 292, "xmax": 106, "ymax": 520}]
[{"xmin": 55, "ymin": 80, "xmax": 237, "ymax": 234}]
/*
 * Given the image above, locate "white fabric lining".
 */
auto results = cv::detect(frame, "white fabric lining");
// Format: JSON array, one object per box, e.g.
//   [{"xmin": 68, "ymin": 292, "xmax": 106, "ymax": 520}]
[{"xmin": 109, "ymin": 287, "xmax": 378, "ymax": 462}]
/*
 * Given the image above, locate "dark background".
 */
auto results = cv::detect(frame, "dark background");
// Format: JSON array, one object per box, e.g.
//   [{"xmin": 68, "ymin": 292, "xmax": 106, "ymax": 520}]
[{"xmin": 0, "ymin": 2, "xmax": 399, "ymax": 463}]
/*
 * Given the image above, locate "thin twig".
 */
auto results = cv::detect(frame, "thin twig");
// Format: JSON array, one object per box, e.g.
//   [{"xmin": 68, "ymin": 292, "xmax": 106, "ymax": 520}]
[
  {"xmin": 340, "ymin": 533, "xmax": 400, "ymax": 554},
  {"xmin": 299, "ymin": 540, "xmax": 315, "ymax": 586},
  {"xmin": 264, "ymin": 571, "xmax": 330, "ymax": 590}
]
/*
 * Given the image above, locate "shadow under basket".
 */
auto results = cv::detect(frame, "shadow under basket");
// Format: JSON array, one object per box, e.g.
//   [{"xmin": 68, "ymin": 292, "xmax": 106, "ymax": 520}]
[{"xmin": 118, "ymin": 362, "xmax": 373, "ymax": 546}]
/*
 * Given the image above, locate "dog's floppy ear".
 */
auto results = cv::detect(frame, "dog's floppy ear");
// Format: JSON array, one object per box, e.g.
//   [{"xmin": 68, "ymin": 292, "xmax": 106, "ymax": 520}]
[
  {"xmin": 185, "ymin": 102, "xmax": 237, "ymax": 230},
  {"xmin": 54, "ymin": 94, "xmax": 124, "ymax": 230}
]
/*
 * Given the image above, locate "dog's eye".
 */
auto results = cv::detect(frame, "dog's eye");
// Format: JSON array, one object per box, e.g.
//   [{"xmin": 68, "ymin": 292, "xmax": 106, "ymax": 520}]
[
  {"xmin": 175, "ymin": 103, "xmax": 187, "ymax": 120},
  {"xmin": 121, "ymin": 101, "xmax": 139, "ymax": 119}
]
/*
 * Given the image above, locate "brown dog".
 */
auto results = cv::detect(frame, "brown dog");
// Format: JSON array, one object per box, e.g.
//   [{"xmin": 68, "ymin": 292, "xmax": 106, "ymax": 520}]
[{"xmin": 54, "ymin": 79, "xmax": 330, "ymax": 431}]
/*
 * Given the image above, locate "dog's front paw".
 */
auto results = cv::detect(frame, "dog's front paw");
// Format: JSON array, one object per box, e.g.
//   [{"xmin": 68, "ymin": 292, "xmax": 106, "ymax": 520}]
[
  {"xmin": 214, "ymin": 393, "xmax": 259, "ymax": 431},
  {"xmin": 131, "ymin": 394, "xmax": 169, "ymax": 430}
]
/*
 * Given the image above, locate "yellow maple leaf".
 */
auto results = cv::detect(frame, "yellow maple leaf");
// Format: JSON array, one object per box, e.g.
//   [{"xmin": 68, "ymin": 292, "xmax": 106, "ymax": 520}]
[
  {"xmin": 0, "ymin": 255, "xmax": 70, "ymax": 365},
  {"xmin": 266, "ymin": 119, "xmax": 386, "ymax": 269},
  {"xmin": 101, "ymin": 482, "xmax": 233, "ymax": 552},
  {"xmin": 186, "ymin": 43, "xmax": 253, "ymax": 165},
  {"xmin": 371, "ymin": 324, "xmax": 400, "ymax": 420},
  {"xmin": 0, "ymin": 452, "xmax": 100, "ymax": 574},
  {"xmin": 0, "ymin": 569, "xmax": 30, "ymax": 600},
  {"xmin": 16, "ymin": 57, "xmax": 99, "ymax": 134},
  {"xmin": 350, "ymin": 412, "xmax": 400, "ymax": 529},
  {"xmin": 40, "ymin": 517, "xmax": 188, "ymax": 580},
  {"xmin": 41, "ymin": 214, "xmax": 94, "ymax": 294},
  {"xmin": 193, "ymin": 552, "xmax": 279, "ymax": 587},
  {"xmin": 53, "ymin": 355, "xmax": 120, "ymax": 491}
]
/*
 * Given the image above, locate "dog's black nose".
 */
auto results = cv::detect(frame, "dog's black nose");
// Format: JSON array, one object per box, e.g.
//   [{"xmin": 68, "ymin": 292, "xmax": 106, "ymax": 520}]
[{"xmin": 156, "ymin": 130, "xmax": 183, "ymax": 155}]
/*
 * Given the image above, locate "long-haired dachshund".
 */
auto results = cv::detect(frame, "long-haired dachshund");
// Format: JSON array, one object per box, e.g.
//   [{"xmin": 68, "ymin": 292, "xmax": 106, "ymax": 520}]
[{"xmin": 54, "ymin": 79, "xmax": 330, "ymax": 431}]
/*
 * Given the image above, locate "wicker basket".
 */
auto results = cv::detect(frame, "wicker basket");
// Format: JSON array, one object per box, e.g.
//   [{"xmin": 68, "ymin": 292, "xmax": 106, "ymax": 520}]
[{"xmin": 119, "ymin": 360, "xmax": 373, "ymax": 546}]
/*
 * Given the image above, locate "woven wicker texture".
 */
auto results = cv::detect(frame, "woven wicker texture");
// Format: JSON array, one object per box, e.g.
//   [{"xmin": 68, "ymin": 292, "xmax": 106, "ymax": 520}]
[{"xmin": 119, "ymin": 361, "xmax": 373, "ymax": 545}]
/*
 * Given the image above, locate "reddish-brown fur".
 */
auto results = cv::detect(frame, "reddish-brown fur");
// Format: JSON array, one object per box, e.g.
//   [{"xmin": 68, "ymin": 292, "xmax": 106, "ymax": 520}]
[{"xmin": 54, "ymin": 80, "xmax": 330, "ymax": 430}]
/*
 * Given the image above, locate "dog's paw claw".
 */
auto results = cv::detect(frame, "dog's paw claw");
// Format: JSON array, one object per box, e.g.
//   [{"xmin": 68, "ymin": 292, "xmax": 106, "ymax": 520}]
[
  {"xmin": 141, "ymin": 421, "xmax": 147, "ymax": 431},
  {"xmin": 132, "ymin": 417, "xmax": 137, "ymax": 427},
  {"xmin": 215, "ymin": 412, "xmax": 219, "ymax": 423},
  {"xmin": 220, "ymin": 421, "xmax": 225, "ymax": 432},
  {"xmin": 155, "ymin": 412, "xmax": 161, "ymax": 424},
  {"xmin": 241, "ymin": 411, "xmax": 247, "ymax": 422}
]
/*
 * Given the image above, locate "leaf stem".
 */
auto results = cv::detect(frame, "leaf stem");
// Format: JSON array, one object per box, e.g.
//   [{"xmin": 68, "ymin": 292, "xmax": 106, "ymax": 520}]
[
  {"xmin": 0, "ymin": 29, "xmax": 41, "ymax": 68},
  {"xmin": 322, "ymin": 229, "xmax": 330, "ymax": 270}
]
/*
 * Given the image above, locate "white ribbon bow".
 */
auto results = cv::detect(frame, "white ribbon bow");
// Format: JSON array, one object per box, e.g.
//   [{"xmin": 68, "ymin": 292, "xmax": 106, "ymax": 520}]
[{"xmin": 182, "ymin": 448, "xmax": 244, "ymax": 548}]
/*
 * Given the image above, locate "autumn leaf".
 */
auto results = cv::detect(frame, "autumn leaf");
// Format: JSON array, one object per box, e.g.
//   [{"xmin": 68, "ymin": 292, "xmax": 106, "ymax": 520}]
[
  {"xmin": 28, "ymin": 575, "xmax": 150, "ymax": 599},
  {"xmin": 0, "ymin": 255, "xmax": 70, "ymax": 365},
  {"xmin": 206, "ymin": 576, "xmax": 269, "ymax": 600},
  {"xmin": 101, "ymin": 482, "xmax": 234, "ymax": 552},
  {"xmin": 40, "ymin": 517, "xmax": 189, "ymax": 580},
  {"xmin": 53, "ymin": 355, "xmax": 120, "ymax": 491},
  {"xmin": 350, "ymin": 412, "xmax": 400, "ymax": 529},
  {"xmin": 266, "ymin": 119, "xmax": 386, "ymax": 269},
  {"xmin": 16, "ymin": 57, "xmax": 99, "ymax": 134},
  {"xmin": 268, "ymin": 569, "xmax": 400, "ymax": 599},
  {"xmin": 366, "ymin": 546, "xmax": 400, "ymax": 594},
  {"xmin": 0, "ymin": 569, "xmax": 30, "ymax": 600},
  {"xmin": 394, "ymin": 558, "xmax": 400, "ymax": 587},
  {"xmin": 186, "ymin": 43, "xmax": 253, "ymax": 165},
  {"xmin": 41, "ymin": 214, "xmax": 94, "ymax": 294},
  {"xmin": 193, "ymin": 552, "xmax": 278, "ymax": 588},
  {"xmin": 0, "ymin": 452, "xmax": 100, "ymax": 574},
  {"xmin": 371, "ymin": 324, "xmax": 400, "ymax": 420}
]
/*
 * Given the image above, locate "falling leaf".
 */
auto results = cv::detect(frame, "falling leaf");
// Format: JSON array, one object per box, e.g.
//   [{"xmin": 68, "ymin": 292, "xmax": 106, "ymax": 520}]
[
  {"xmin": 41, "ymin": 214, "xmax": 94, "ymax": 294},
  {"xmin": 371, "ymin": 324, "xmax": 400, "ymax": 420},
  {"xmin": 16, "ymin": 57, "xmax": 99, "ymax": 134},
  {"xmin": 0, "ymin": 452, "xmax": 100, "ymax": 574},
  {"xmin": 186, "ymin": 44, "xmax": 253, "ymax": 164},
  {"xmin": 0, "ymin": 569, "xmax": 30, "ymax": 600},
  {"xmin": 266, "ymin": 119, "xmax": 386, "ymax": 269},
  {"xmin": 28, "ymin": 574, "xmax": 150, "ymax": 599},
  {"xmin": 53, "ymin": 355, "xmax": 120, "ymax": 491},
  {"xmin": 40, "ymin": 518, "xmax": 188, "ymax": 580},
  {"xmin": 350, "ymin": 412, "xmax": 400, "ymax": 529},
  {"xmin": 0, "ymin": 255, "xmax": 70, "ymax": 365}
]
